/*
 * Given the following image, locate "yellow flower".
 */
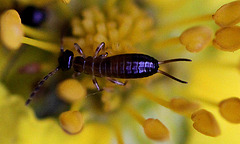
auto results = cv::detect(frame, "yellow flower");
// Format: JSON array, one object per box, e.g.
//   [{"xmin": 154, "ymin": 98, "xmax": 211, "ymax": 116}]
[
  {"xmin": 0, "ymin": 83, "xmax": 111, "ymax": 144},
  {"xmin": 1, "ymin": 0, "xmax": 240, "ymax": 144},
  {"xmin": 185, "ymin": 50, "xmax": 240, "ymax": 144}
]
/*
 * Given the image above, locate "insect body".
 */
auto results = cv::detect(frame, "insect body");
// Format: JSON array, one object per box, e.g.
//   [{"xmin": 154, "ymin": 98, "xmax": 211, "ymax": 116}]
[
  {"xmin": 74, "ymin": 54, "xmax": 159, "ymax": 78},
  {"xmin": 26, "ymin": 42, "xmax": 191, "ymax": 105}
]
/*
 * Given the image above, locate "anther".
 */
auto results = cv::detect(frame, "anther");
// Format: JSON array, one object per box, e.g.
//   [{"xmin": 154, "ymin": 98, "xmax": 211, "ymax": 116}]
[
  {"xmin": 180, "ymin": 26, "xmax": 213, "ymax": 52},
  {"xmin": 219, "ymin": 97, "xmax": 240, "ymax": 123},
  {"xmin": 213, "ymin": 26, "xmax": 240, "ymax": 52},
  {"xmin": 213, "ymin": 1, "xmax": 240, "ymax": 27},
  {"xmin": 57, "ymin": 79, "xmax": 87, "ymax": 104},
  {"xmin": 59, "ymin": 110, "xmax": 84, "ymax": 134},
  {"xmin": 191, "ymin": 109, "xmax": 221, "ymax": 137},
  {"xmin": 125, "ymin": 106, "xmax": 170, "ymax": 141}
]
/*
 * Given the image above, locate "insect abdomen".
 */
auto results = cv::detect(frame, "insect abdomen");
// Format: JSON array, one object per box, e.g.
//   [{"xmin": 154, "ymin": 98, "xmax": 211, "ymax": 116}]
[{"xmin": 94, "ymin": 54, "xmax": 159, "ymax": 78}]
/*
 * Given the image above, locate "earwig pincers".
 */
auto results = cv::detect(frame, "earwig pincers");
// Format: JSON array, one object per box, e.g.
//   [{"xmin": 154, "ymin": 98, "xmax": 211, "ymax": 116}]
[{"xmin": 26, "ymin": 42, "xmax": 191, "ymax": 105}]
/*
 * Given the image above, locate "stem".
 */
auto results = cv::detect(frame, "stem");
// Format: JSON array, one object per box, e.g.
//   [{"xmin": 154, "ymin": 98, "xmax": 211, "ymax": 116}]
[
  {"xmin": 154, "ymin": 37, "xmax": 180, "ymax": 50},
  {"xmin": 22, "ymin": 37, "xmax": 59, "ymax": 53},
  {"xmin": 160, "ymin": 14, "xmax": 212, "ymax": 33},
  {"xmin": 23, "ymin": 25, "xmax": 57, "ymax": 40},
  {"xmin": 125, "ymin": 106, "xmax": 145, "ymax": 126},
  {"xmin": 140, "ymin": 90, "xmax": 171, "ymax": 109},
  {"xmin": 70, "ymin": 100, "xmax": 83, "ymax": 111},
  {"xmin": 111, "ymin": 119, "xmax": 124, "ymax": 144}
]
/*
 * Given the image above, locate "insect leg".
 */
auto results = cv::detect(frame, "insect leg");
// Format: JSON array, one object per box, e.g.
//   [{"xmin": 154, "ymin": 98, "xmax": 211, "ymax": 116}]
[
  {"xmin": 74, "ymin": 43, "xmax": 85, "ymax": 58},
  {"xmin": 99, "ymin": 52, "xmax": 108, "ymax": 58},
  {"xmin": 72, "ymin": 72, "xmax": 81, "ymax": 78},
  {"xmin": 157, "ymin": 69, "xmax": 187, "ymax": 84},
  {"xmin": 92, "ymin": 76, "xmax": 102, "ymax": 91},
  {"xmin": 94, "ymin": 42, "xmax": 105, "ymax": 58},
  {"xmin": 106, "ymin": 77, "xmax": 127, "ymax": 86}
]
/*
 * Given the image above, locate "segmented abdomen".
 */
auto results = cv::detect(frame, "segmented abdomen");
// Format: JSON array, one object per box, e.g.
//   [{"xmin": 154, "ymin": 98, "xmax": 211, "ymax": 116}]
[{"xmin": 93, "ymin": 54, "xmax": 159, "ymax": 79}]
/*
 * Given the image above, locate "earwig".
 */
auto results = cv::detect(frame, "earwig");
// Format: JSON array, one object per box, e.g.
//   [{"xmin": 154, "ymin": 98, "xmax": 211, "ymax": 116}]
[{"xmin": 26, "ymin": 42, "xmax": 191, "ymax": 105}]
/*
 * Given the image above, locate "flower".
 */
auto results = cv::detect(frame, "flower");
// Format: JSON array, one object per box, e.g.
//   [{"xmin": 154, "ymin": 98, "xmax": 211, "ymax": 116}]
[
  {"xmin": 0, "ymin": 82, "xmax": 111, "ymax": 144},
  {"xmin": 1, "ymin": 0, "xmax": 240, "ymax": 144}
]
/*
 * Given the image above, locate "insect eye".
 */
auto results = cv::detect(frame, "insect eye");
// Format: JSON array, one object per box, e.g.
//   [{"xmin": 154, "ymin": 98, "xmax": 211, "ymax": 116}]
[{"xmin": 58, "ymin": 50, "xmax": 74, "ymax": 71}]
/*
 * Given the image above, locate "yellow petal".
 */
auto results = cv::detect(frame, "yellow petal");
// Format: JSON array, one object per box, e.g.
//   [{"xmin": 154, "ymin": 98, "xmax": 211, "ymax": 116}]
[
  {"xmin": 0, "ymin": 81, "xmax": 112, "ymax": 144},
  {"xmin": 187, "ymin": 52, "xmax": 240, "ymax": 103},
  {"xmin": 0, "ymin": 95, "xmax": 28, "ymax": 144},
  {"xmin": 213, "ymin": 1, "xmax": 240, "ymax": 27},
  {"xmin": 18, "ymin": 116, "xmax": 112, "ymax": 144},
  {"xmin": 191, "ymin": 109, "xmax": 220, "ymax": 137}
]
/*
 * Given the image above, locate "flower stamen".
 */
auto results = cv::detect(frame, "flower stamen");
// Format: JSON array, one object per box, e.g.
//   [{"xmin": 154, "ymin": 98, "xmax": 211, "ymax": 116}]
[
  {"xmin": 160, "ymin": 14, "xmax": 212, "ymax": 33},
  {"xmin": 59, "ymin": 110, "xmax": 84, "ymax": 135},
  {"xmin": 139, "ymin": 90, "xmax": 170, "ymax": 109},
  {"xmin": 139, "ymin": 90, "xmax": 199, "ymax": 117},
  {"xmin": 0, "ymin": 9, "xmax": 59, "ymax": 52},
  {"xmin": 57, "ymin": 79, "xmax": 87, "ymax": 104},
  {"xmin": 219, "ymin": 97, "xmax": 240, "ymax": 123},
  {"xmin": 213, "ymin": 26, "xmax": 240, "ymax": 52},
  {"xmin": 23, "ymin": 25, "xmax": 57, "ymax": 41},
  {"xmin": 125, "ymin": 106, "xmax": 169, "ymax": 141},
  {"xmin": 125, "ymin": 106, "xmax": 145, "ymax": 125},
  {"xmin": 154, "ymin": 37, "xmax": 180, "ymax": 50},
  {"xmin": 191, "ymin": 109, "xmax": 221, "ymax": 137},
  {"xmin": 213, "ymin": 1, "xmax": 240, "ymax": 27},
  {"xmin": 154, "ymin": 26, "xmax": 213, "ymax": 53},
  {"xmin": 21, "ymin": 37, "xmax": 59, "ymax": 53},
  {"xmin": 111, "ymin": 120, "xmax": 124, "ymax": 144}
]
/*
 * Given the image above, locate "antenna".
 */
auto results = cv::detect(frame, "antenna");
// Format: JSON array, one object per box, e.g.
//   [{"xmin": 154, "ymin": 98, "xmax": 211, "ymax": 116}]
[{"xmin": 25, "ymin": 67, "xmax": 60, "ymax": 105}]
